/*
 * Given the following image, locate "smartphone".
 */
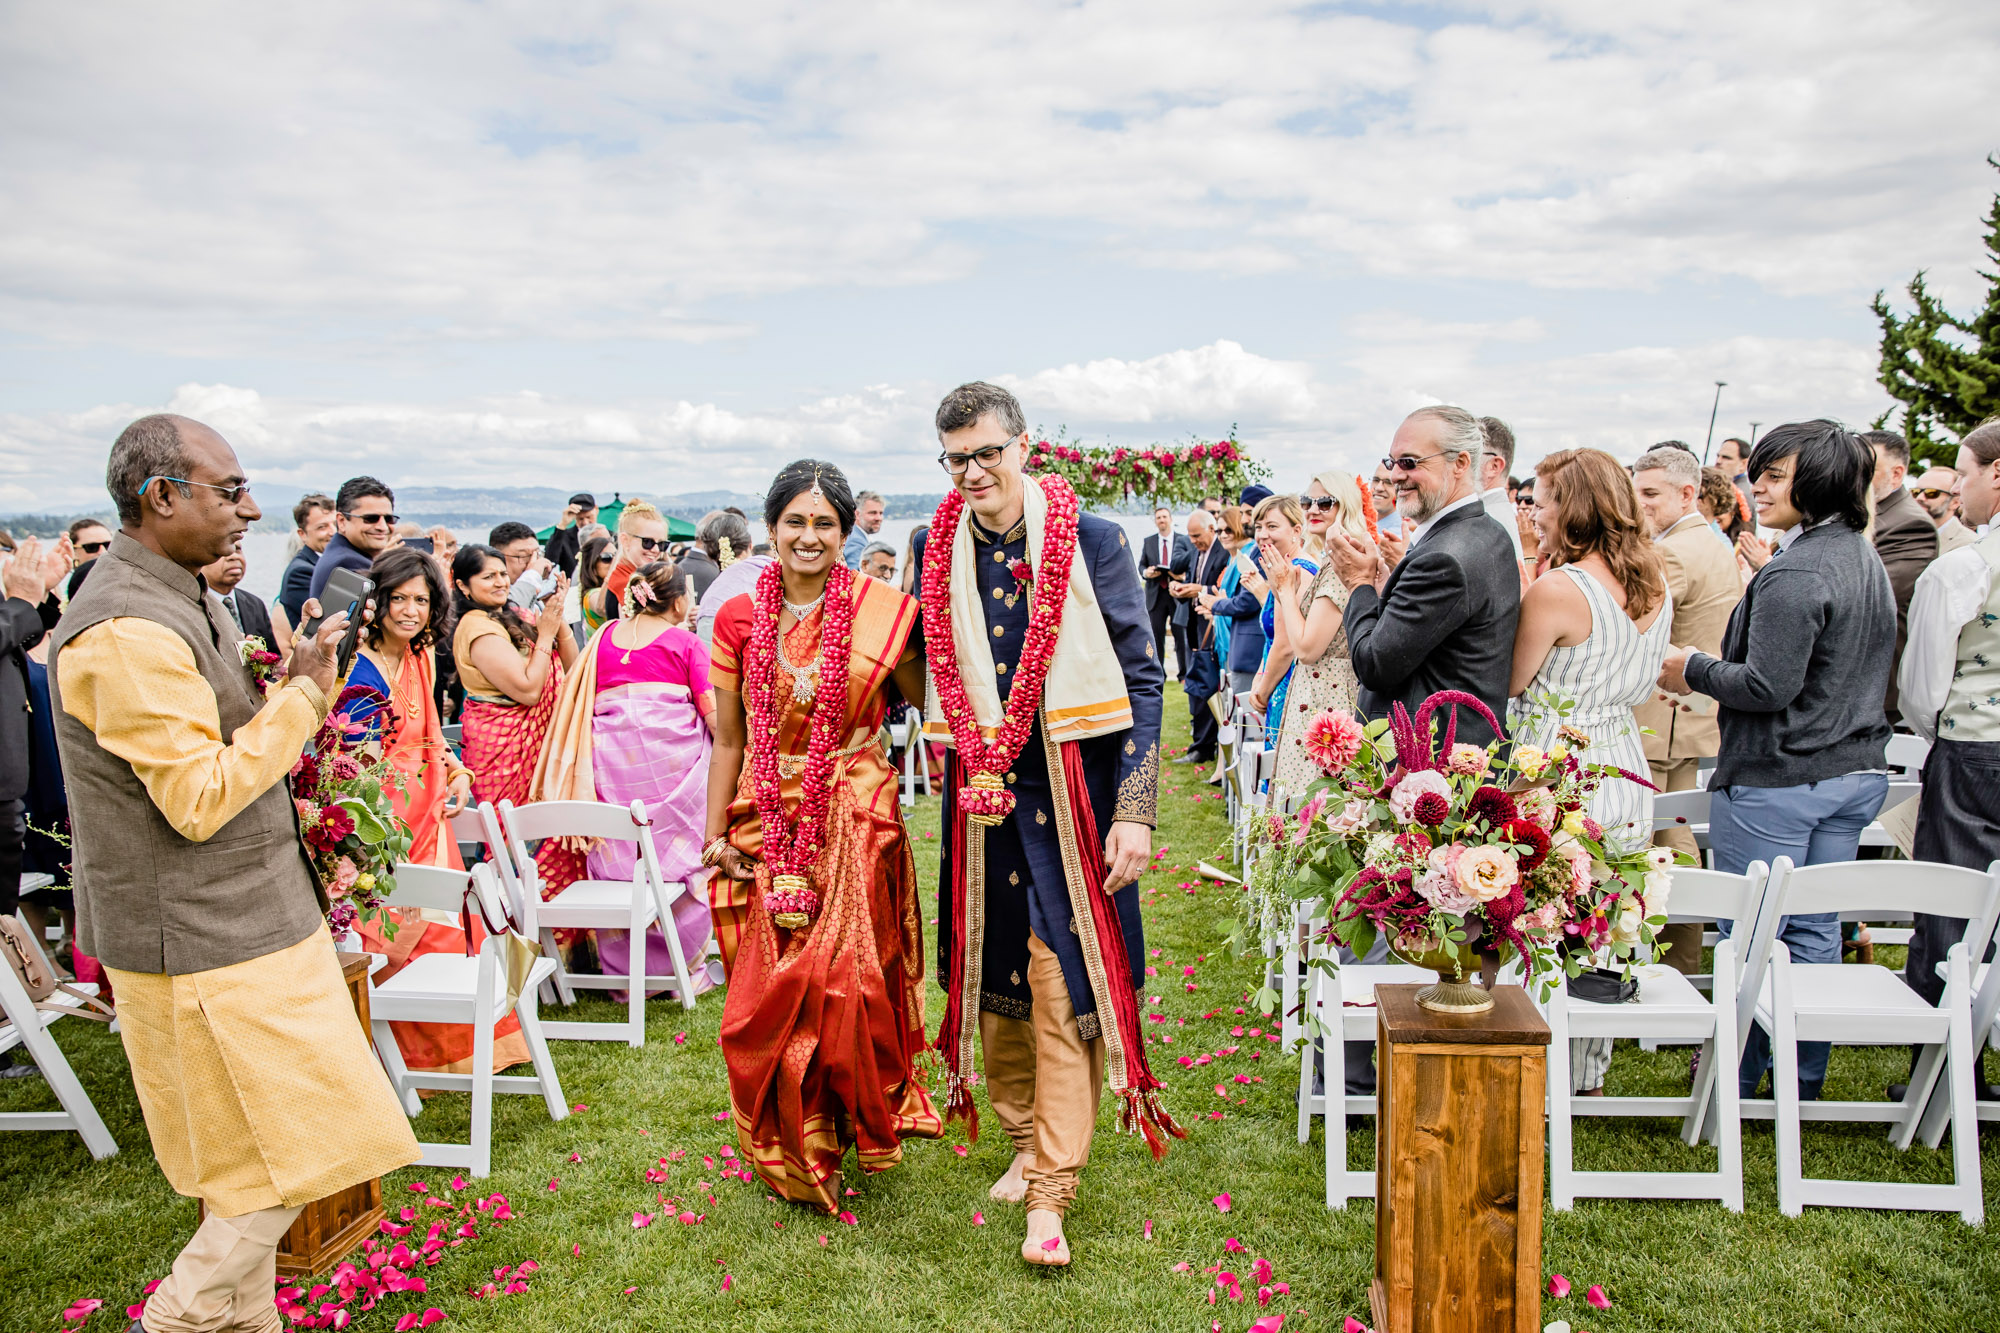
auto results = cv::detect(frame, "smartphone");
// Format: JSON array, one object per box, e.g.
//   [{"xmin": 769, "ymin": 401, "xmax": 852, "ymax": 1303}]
[
  {"xmin": 301, "ymin": 567, "xmax": 374, "ymax": 642},
  {"xmin": 402, "ymin": 536, "xmax": 434, "ymax": 555}
]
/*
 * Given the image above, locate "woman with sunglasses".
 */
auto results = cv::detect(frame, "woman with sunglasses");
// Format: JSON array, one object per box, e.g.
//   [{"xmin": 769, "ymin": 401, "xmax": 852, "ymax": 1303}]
[
  {"xmin": 599, "ymin": 499, "xmax": 672, "ymax": 617},
  {"xmin": 1247, "ymin": 494, "xmax": 1317, "ymax": 741},
  {"xmin": 1268, "ymin": 470, "xmax": 1376, "ymax": 803}
]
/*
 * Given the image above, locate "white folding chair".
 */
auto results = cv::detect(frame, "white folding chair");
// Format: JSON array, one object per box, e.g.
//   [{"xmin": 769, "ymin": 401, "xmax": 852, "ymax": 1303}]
[
  {"xmin": 364, "ymin": 862, "xmax": 567, "ymax": 1177},
  {"xmin": 0, "ymin": 923, "xmax": 118, "ymax": 1160},
  {"xmin": 498, "ymin": 798, "xmax": 705, "ymax": 1046},
  {"xmin": 1910, "ymin": 867, "xmax": 2000, "ymax": 1149},
  {"xmin": 1651, "ymin": 789, "xmax": 1713, "ymax": 860},
  {"xmin": 892, "ymin": 716, "xmax": 932, "ymax": 807},
  {"xmin": 1294, "ymin": 932, "xmax": 1432, "ymax": 1208},
  {"xmin": 1543, "ymin": 863, "xmax": 1768, "ymax": 1212},
  {"xmin": 1739, "ymin": 857, "xmax": 1997, "ymax": 1223}
]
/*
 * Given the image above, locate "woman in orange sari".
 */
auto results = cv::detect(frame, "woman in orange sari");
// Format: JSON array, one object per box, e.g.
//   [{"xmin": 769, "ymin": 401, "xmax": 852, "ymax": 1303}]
[
  {"xmin": 702, "ymin": 460, "xmax": 941, "ymax": 1211},
  {"xmin": 349, "ymin": 547, "xmax": 529, "ymax": 1074}
]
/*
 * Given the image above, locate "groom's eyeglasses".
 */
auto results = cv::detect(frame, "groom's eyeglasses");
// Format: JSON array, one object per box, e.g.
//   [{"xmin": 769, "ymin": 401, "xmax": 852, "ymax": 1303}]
[
  {"xmin": 939, "ymin": 435, "xmax": 1021, "ymax": 475},
  {"xmin": 1297, "ymin": 495, "xmax": 1338, "ymax": 512}
]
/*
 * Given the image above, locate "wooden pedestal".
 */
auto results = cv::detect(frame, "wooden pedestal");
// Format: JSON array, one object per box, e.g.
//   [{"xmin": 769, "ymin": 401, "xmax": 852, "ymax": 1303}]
[
  {"xmin": 1370, "ymin": 984, "xmax": 1549, "ymax": 1333},
  {"xmin": 199, "ymin": 953, "xmax": 387, "ymax": 1278}
]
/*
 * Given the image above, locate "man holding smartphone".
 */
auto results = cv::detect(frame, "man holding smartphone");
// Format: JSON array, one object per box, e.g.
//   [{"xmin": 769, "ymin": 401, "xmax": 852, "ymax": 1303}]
[
  {"xmin": 50, "ymin": 415, "xmax": 419, "ymax": 1333},
  {"xmin": 543, "ymin": 492, "xmax": 597, "ymax": 577},
  {"xmin": 307, "ymin": 476, "xmax": 397, "ymax": 605}
]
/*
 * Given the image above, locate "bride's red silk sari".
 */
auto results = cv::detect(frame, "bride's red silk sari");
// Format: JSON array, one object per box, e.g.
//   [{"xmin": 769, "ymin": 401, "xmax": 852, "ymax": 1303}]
[{"xmin": 709, "ymin": 573, "xmax": 941, "ymax": 1211}]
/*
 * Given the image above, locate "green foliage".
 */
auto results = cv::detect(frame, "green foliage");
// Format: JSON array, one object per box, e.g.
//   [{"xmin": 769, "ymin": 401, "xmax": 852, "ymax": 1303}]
[{"xmin": 1871, "ymin": 156, "xmax": 2000, "ymax": 465}]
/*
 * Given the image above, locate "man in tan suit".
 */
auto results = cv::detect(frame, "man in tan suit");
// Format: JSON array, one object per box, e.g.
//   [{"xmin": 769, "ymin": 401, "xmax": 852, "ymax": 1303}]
[{"xmin": 1632, "ymin": 445, "xmax": 1743, "ymax": 975}]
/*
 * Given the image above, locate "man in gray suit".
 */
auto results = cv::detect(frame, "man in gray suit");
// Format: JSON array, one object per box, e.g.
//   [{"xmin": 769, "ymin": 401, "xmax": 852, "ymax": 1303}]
[{"xmin": 1861, "ymin": 430, "xmax": 1939, "ymax": 724}]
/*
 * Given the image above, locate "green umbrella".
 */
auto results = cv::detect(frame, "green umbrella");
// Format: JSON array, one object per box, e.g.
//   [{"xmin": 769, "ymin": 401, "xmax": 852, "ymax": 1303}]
[{"xmin": 537, "ymin": 498, "xmax": 696, "ymax": 543}]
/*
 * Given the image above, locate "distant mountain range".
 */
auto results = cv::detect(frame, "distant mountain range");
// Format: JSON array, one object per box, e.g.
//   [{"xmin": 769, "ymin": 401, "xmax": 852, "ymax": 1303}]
[{"xmin": 1, "ymin": 485, "xmax": 952, "ymax": 537}]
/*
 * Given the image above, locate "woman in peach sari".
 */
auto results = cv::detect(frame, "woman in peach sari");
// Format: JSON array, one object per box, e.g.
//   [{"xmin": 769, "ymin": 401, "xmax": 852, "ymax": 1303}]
[
  {"xmin": 349, "ymin": 547, "xmax": 528, "ymax": 1074},
  {"xmin": 702, "ymin": 460, "xmax": 941, "ymax": 1211}
]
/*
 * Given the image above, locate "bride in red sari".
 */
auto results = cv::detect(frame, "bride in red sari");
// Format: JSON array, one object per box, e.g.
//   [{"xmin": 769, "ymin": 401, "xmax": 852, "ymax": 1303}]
[{"xmin": 702, "ymin": 460, "xmax": 941, "ymax": 1210}]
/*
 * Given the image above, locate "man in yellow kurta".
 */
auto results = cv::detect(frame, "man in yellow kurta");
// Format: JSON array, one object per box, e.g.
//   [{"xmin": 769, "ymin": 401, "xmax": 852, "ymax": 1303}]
[{"xmin": 48, "ymin": 413, "xmax": 419, "ymax": 1333}]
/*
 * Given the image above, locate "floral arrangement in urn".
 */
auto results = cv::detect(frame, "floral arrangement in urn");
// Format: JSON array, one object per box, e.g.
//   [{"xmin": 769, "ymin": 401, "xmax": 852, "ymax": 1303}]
[
  {"xmin": 1242, "ymin": 691, "xmax": 1680, "ymax": 1013},
  {"xmin": 292, "ymin": 684, "xmax": 412, "ymax": 939}
]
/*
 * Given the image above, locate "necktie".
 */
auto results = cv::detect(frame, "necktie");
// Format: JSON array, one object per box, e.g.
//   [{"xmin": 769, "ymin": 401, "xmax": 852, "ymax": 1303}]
[{"xmin": 221, "ymin": 593, "xmax": 243, "ymax": 632}]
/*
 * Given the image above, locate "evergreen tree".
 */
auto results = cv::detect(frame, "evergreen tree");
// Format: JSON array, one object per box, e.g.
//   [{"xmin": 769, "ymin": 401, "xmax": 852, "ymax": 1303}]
[{"xmin": 1870, "ymin": 155, "xmax": 2000, "ymax": 466}]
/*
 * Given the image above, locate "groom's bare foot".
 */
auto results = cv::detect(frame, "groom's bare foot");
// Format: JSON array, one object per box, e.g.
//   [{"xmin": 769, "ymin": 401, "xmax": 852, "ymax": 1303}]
[
  {"xmin": 1021, "ymin": 1207, "xmax": 1069, "ymax": 1266},
  {"xmin": 989, "ymin": 1150, "xmax": 1035, "ymax": 1203}
]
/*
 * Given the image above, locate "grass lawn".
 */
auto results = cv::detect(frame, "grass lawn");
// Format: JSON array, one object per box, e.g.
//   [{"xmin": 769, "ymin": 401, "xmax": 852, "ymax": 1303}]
[{"xmin": 4, "ymin": 692, "xmax": 1999, "ymax": 1333}]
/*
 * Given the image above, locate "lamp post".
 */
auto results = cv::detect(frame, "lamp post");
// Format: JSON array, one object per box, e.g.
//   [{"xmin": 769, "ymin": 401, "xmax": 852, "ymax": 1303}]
[
  {"xmin": 1702, "ymin": 382, "xmax": 1727, "ymax": 462},
  {"xmin": 1749, "ymin": 421, "xmax": 1762, "ymax": 448}
]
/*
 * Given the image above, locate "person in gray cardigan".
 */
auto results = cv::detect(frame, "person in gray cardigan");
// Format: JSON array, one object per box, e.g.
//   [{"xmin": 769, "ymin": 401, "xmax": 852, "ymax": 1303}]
[{"xmin": 1659, "ymin": 419, "xmax": 1893, "ymax": 1101}]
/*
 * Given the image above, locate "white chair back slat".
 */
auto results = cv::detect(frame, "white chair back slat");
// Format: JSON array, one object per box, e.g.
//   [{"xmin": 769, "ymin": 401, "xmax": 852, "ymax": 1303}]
[
  {"xmin": 1769, "ymin": 858, "xmax": 2000, "ymax": 925},
  {"xmin": 504, "ymin": 798, "xmax": 649, "ymax": 845},
  {"xmin": 385, "ymin": 862, "xmax": 477, "ymax": 917},
  {"xmin": 1651, "ymin": 789, "xmax": 1711, "ymax": 832},
  {"xmin": 1884, "ymin": 732, "xmax": 1931, "ymax": 774},
  {"xmin": 1660, "ymin": 865, "xmax": 1764, "ymax": 926}
]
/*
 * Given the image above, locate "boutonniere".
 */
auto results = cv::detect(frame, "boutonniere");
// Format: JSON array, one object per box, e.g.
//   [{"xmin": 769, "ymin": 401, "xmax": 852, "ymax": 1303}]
[
  {"xmin": 1005, "ymin": 557, "xmax": 1034, "ymax": 609},
  {"xmin": 239, "ymin": 635, "xmax": 283, "ymax": 695}
]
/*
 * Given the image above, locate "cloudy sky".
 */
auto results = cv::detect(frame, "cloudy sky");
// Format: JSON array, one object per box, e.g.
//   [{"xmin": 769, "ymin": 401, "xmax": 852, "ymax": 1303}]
[{"xmin": 4, "ymin": 1, "xmax": 1998, "ymax": 513}]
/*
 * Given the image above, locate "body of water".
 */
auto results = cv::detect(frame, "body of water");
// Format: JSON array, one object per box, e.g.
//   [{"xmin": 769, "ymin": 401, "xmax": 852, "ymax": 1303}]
[{"xmin": 237, "ymin": 514, "xmax": 1183, "ymax": 604}]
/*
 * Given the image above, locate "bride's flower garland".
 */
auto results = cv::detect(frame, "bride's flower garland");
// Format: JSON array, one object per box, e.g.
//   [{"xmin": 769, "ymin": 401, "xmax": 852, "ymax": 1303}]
[
  {"xmin": 921, "ymin": 476, "xmax": 1081, "ymax": 824},
  {"xmin": 744, "ymin": 559, "xmax": 855, "ymax": 928}
]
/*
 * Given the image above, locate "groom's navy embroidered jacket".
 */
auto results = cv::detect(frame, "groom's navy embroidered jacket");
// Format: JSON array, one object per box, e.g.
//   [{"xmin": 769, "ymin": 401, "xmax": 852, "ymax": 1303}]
[{"xmin": 937, "ymin": 512, "xmax": 1163, "ymax": 1037}]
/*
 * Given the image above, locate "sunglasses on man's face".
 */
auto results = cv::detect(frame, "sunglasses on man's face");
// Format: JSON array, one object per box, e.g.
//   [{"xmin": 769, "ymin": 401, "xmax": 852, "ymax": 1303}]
[
  {"xmin": 1381, "ymin": 450, "xmax": 1446, "ymax": 473},
  {"xmin": 344, "ymin": 510, "xmax": 398, "ymax": 526},
  {"xmin": 78, "ymin": 539, "xmax": 111, "ymax": 554},
  {"xmin": 1913, "ymin": 488, "xmax": 1954, "ymax": 501},
  {"xmin": 1297, "ymin": 495, "xmax": 1338, "ymax": 512}
]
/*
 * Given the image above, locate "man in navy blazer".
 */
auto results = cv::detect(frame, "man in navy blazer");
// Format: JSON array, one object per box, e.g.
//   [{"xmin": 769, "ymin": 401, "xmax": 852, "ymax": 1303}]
[{"xmin": 1325, "ymin": 405, "xmax": 1520, "ymax": 748}]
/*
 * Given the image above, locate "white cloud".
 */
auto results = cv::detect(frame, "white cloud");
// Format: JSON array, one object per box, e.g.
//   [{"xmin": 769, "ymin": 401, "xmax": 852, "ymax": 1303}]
[
  {"xmin": 1, "ymin": 1, "xmax": 1995, "ymax": 355},
  {"xmin": 999, "ymin": 341, "xmax": 1319, "ymax": 426},
  {"xmin": 2, "ymin": 329, "xmax": 1893, "ymax": 513}
]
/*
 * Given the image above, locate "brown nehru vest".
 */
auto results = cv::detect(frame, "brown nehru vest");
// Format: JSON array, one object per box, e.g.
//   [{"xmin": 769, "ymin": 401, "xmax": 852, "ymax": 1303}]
[{"xmin": 48, "ymin": 533, "xmax": 325, "ymax": 975}]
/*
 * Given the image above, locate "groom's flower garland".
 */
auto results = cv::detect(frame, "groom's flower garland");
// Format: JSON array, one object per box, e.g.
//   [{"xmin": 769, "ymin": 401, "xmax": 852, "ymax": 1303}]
[
  {"xmin": 744, "ymin": 559, "xmax": 855, "ymax": 928},
  {"xmin": 921, "ymin": 476, "xmax": 1081, "ymax": 822}
]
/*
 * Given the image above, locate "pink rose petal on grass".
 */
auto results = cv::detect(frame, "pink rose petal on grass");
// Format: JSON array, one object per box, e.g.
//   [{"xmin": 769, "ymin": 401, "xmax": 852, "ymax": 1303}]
[
  {"xmin": 721, "ymin": 1274, "xmax": 733, "ymax": 1293},
  {"xmin": 631, "ymin": 1212, "xmax": 655, "ymax": 1229},
  {"xmin": 952, "ymin": 1144, "xmax": 969, "ymax": 1157},
  {"xmin": 1212, "ymin": 1192, "xmax": 1232, "ymax": 1213},
  {"xmin": 571, "ymin": 1104, "xmax": 587, "ymax": 1113},
  {"xmin": 1223, "ymin": 1237, "xmax": 1245, "ymax": 1253},
  {"xmin": 838, "ymin": 1211, "xmax": 858, "ymax": 1226},
  {"xmin": 1172, "ymin": 1262, "xmax": 1192, "ymax": 1273},
  {"xmin": 61, "ymin": 1299, "xmax": 104, "ymax": 1321},
  {"xmin": 1586, "ymin": 1285, "xmax": 1611, "ymax": 1310},
  {"xmin": 1252, "ymin": 1318, "xmax": 1285, "ymax": 1333},
  {"xmin": 1344, "ymin": 1318, "xmax": 1369, "ymax": 1333},
  {"xmin": 1143, "ymin": 1219, "xmax": 1154, "ymax": 1241},
  {"xmin": 972, "ymin": 1211, "xmax": 985, "ymax": 1226},
  {"xmin": 1546, "ymin": 1274, "xmax": 1571, "ymax": 1299},
  {"xmin": 571, "ymin": 1244, "xmax": 582, "ymax": 1257},
  {"xmin": 817, "ymin": 1235, "xmax": 828, "ymax": 1246}
]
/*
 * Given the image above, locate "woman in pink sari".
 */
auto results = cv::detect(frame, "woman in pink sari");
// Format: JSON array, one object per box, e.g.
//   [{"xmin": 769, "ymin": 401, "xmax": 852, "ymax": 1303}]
[{"xmin": 534, "ymin": 563, "xmax": 717, "ymax": 992}]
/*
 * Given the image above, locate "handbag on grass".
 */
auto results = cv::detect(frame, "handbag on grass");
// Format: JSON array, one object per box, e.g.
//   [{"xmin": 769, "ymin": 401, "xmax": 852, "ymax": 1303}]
[{"xmin": 0, "ymin": 914, "xmax": 114, "ymax": 1023}]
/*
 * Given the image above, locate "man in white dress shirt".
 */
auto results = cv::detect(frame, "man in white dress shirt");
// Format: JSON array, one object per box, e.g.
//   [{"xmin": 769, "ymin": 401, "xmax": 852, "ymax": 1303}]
[
  {"xmin": 1476, "ymin": 415, "xmax": 1526, "ymax": 568},
  {"xmin": 1897, "ymin": 419, "xmax": 2000, "ymax": 1086}
]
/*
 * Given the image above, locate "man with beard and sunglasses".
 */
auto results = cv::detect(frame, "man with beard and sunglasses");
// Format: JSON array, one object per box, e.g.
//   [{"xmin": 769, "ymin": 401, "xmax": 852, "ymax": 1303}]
[{"xmin": 1324, "ymin": 405, "xmax": 1521, "ymax": 746}]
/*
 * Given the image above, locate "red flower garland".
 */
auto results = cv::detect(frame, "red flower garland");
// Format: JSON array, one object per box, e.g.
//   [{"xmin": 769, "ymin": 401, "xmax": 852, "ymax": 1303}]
[
  {"xmin": 921, "ymin": 476, "xmax": 1081, "ymax": 823},
  {"xmin": 743, "ymin": 559, "xmax": 856, "ymax": 928}
]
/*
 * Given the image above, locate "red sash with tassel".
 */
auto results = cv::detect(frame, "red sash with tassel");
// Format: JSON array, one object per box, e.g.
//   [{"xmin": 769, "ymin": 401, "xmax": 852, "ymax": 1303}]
[{"xmin": 933, "ymin": 743, "xmax": 1185, "ymax": 1159}]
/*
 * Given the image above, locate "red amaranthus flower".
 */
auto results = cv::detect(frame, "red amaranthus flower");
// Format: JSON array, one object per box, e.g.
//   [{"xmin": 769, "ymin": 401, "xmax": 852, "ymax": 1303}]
[{"xmin": 922, "ymin": 476, "xmax": 1081, "ymax": 823}]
